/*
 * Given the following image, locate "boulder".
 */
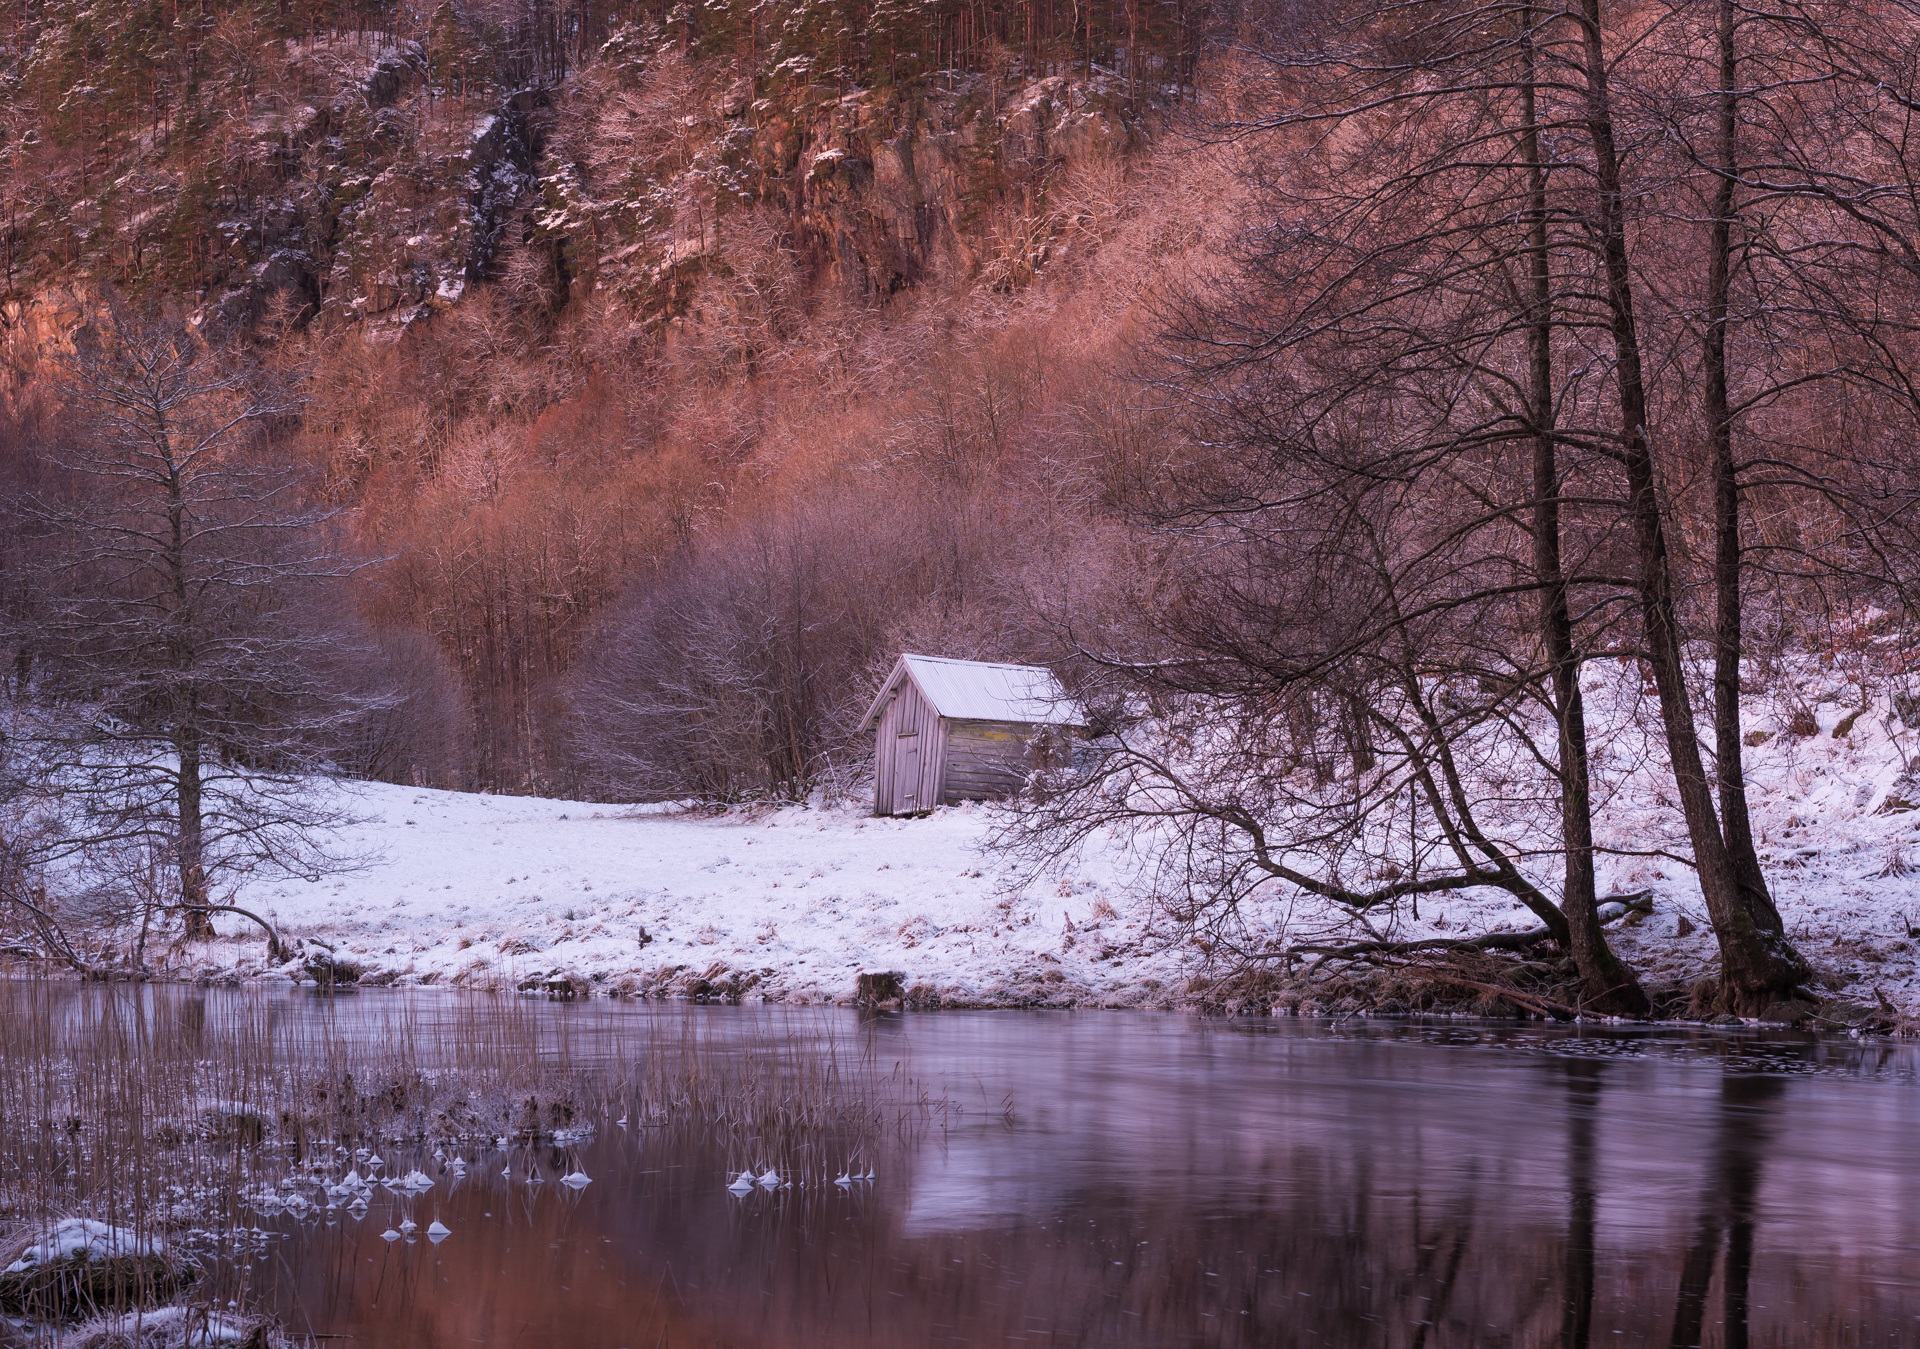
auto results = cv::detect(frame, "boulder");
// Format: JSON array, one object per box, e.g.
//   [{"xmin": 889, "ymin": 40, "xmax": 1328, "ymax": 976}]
[
  {"xmin": 300, "ymin": 952, "xmax": 361, "ymax": 988},
  {"xmin": 1815, "ymin": 998, "xmax": 1879, "ymax": 1028},
  {"xmin": 855, "ymin": 970, "xmax": 906, "ymax": 1006},
  {"xmin": 1756, "ymin": 998, "xmax": 1820, "ymax": 1027},
  {"xmin": 1881, "ymin": 771, "xmax": 1920, "ymax": 814}
]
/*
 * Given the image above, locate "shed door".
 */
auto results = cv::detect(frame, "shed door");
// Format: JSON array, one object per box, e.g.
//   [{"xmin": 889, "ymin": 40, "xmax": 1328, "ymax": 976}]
[{"xmin": 892, "ymin": 732, "xmax": 922, "ymax": 813}]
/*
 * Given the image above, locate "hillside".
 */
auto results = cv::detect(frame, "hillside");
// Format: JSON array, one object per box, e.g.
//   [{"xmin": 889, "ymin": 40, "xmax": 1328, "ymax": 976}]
[
  {"xmin": 0, "ymin": 37, "xmax": 1153, "ymax": 344},
  {"xmin": 0, "ymin": 0, "xmax": 1216, "ymax": 793},
  {"xmin": 7, "ymin": 1, "xmax": 1920, "ymax": 1022}
]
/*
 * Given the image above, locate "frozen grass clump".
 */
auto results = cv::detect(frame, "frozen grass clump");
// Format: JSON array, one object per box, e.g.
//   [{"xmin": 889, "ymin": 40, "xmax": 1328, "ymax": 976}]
[
  {"xmin": 58, "ymin": 1304, "xmax": 285, "ymax": 1348},
  {"xmin": 0, "ymin": 1220, "xmax": 196, "ymax": 1322}
]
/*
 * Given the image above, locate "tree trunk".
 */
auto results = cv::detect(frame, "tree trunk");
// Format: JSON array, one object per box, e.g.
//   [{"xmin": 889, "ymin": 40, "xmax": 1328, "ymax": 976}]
[
  {"xmin": 1522, "ymin": 9, "xmax": 1646, "ymax": 1014},
  {"xmin": 159, "ymin": 391, "xmax": 215, "ymax": 942},
  {"xmin": 1704, "ymin": 0, "xmax": 1789, "ymax": 940},
  {"xmin": 177, "ymin": 715, "xmax": 212, "ymax": 939},
  {"xmin": 1575, "ymin": 0, "xmax": 1804, "ymax": 1013}
]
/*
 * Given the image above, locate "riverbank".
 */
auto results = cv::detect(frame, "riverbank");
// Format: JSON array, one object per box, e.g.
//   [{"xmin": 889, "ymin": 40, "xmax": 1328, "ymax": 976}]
[
  {"xmin": 209, "ymin": 783, "xmax": 1183, "ymax": 1008},
  {"xmin": 127, "ymin": 677, "xmax": 1920, "ymax": 1021}
]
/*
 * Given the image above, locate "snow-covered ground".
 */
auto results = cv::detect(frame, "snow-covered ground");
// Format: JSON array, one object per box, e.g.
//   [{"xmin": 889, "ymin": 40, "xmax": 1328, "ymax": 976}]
[
  {"xmin": 188, "ymin": 674, "xmax": 1920, "ymax": 1015},
  {"xmin": 1313, "ymin": 672, "xmax": 1920, "ymax": 1013},
  {"xmin": 1600, "ymin": 690, "xmax": 1920, "ymax": 1011},
  {"xmin": 220, "ymin": 786, "xmax": 1176, "ymax": 1007}
]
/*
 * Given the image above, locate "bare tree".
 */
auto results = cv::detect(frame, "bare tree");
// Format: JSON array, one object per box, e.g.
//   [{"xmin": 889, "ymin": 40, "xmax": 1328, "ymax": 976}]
[
  {"xmin": 12, "ymin": 308, "xmax": 382, "ymax": 948},
  {"xmin": 1006, "ymin": 403, "xmax": 1662, "ymax": 1013},
  {"xmin": 1082, "ymin": 0, "xmax": 1658, "ymax": 1010},
  {"xmin": 1103, "ymin": 0, "xmax": 1920, "ymax": 1013},
  {"xmin": 566, "ymin": 463, "xmax": 1113, "ymax": 802},
  {"xmin": 1576, "ymin": 0, "xmax": 1920, "ymax": 1007},
  {"xmin": 570, "ymin": 517, "xmax": 845, "ymax": 802}
]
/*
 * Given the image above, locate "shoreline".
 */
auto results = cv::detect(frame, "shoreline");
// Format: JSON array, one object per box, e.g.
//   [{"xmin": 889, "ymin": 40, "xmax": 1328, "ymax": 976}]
[
  {"xmin": 1, "ymin": 965, "xmax": 1907, "ymax": 1041},
  {"xmin": 18, "ymin": 689, "xmax": 1918, "ymax": 1028}
]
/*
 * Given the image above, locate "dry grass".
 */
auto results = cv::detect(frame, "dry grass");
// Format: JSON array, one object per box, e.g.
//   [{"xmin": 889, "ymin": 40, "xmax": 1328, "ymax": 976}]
[{"xmin": 0, "ymin": 983, "xmax": 936, "ymax": 1327}]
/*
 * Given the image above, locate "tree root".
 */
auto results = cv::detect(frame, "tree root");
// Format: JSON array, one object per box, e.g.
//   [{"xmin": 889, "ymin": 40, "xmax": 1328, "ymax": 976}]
[
  {"xmin": 1415, "ymin": 971, "xmax": 1579, "ymax": 1020},
  {"xmin": 1195, "ymin": 899, "xmax": 1655, "ymax": 1018},
  {"xmin": 171, "ymin": 904, "xmax": 287, "ymax": 964}
]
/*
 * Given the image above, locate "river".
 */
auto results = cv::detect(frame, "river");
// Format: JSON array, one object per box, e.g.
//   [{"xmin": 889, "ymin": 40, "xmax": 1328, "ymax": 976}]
[{"xmin": 191, "ymin": 999, "xmax": 1920, "ymax": 1347}]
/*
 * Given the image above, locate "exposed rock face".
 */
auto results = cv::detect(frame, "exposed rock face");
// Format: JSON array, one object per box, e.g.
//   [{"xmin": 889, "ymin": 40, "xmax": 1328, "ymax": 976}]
[
  {"xmin": 0, "ymin": 29, "xmax": 1142, "ymax": 370},
  {"xmin": 0, "ymin": 284, "xmax": 91, "ymax": 398},
  {"xmin": 788, "ymin": 74, "xmax": 1134, "ymax": 296},
  {"xmin": 533, "ymin": 62, "xmax": 1143, "ymax": 325},
  {"xmin": 307, "ymin": 97, "xmax": 536, "ymax": 331},
  {"xmin": 0, "ymin": 37, "xmax": 542, "ymax": 356}
]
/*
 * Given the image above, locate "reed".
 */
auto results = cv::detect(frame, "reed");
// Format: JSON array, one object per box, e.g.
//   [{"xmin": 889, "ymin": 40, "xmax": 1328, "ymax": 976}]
[{"xmin": 0, "ymin": 983, "xmax": 935, "ymax": 1330}]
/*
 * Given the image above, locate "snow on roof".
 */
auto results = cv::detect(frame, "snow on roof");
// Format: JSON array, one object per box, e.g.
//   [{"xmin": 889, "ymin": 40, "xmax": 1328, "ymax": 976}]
[{"xmin": 860, "ymin": 654, "xmax": 1084, "ymax": 730}]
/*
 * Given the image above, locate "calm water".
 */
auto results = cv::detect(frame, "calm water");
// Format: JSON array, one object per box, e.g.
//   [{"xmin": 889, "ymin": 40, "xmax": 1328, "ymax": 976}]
[{"xmin": 217, "ymin": 1003, "xmax": 1920, "ymax": 1347}]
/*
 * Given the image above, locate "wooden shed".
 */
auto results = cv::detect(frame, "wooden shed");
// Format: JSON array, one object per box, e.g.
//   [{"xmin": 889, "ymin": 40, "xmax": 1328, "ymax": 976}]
[{"xmin": 859, "ymin": 654, "xmax": 1085, "ymax": 816}]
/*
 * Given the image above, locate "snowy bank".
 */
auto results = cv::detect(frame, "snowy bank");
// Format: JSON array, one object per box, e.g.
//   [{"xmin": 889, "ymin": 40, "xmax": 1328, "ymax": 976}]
[
  {"xmin": 3, "ymin": 1221, "xmax": 163, "ymax": 1274},
  {"xmin": 217, "ymin": 785, "xmax": 1175, "ymax": 1008},
  {"xmin": 172, "ymin": 677, "xmax": 1920, "ymax": 1017},
  {"xmin": 0, "ymin": 1219, "xmax": 196, "ymax": 1322}
]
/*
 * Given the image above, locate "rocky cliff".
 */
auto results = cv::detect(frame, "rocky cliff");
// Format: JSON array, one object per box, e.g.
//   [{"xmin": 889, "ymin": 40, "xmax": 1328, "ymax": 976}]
[{"xmin": 0, "ymin": 22, "xmax": 1151, "ymax": 367}]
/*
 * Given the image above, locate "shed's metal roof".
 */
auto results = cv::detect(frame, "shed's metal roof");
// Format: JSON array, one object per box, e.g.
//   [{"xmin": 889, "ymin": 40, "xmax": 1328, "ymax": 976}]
[{"xmin": 859, "ymin": 654, "xmax": 1084, "ymax": 730}]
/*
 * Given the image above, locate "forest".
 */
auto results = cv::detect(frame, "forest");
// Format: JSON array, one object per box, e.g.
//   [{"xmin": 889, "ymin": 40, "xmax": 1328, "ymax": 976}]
[{"xmin": 4, "ymin": 0, "xmax": 1920, "ymax": 1018}]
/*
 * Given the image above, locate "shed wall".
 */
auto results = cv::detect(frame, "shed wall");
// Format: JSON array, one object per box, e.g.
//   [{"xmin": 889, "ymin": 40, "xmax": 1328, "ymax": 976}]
[
  {"xmin": 873, "ymin": 679, "xmax": 947, "ymax": 815},
  {"xmin": 940, "ymin": 719, "xmax": 1037, "ymax": 803}
]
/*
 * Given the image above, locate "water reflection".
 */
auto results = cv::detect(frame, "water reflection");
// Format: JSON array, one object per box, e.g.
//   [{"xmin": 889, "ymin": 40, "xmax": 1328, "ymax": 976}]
[
  {"xmin": 1664, "ymin": 1072, "xmax": 1784, "ymax": 1349},
  {"xmin": 1550, "ymin": 1056, "xmax": 1792, "ymax": 1349},
  {"xmin": 22, "ymin": 988, "xmax": 1916, "ymax": 1347},
  {"xmin": 1561, "ymin": 1059, "xmax": 1600, "ymax": 1349}
]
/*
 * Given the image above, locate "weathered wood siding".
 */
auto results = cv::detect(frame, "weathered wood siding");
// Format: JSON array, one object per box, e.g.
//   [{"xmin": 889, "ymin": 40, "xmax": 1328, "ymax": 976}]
[
  {"xmin": 940, "ymin": 719, "xmax": 1035, "ymax": 803},
  {"xmin": 872, "ymin": 679, "xmax": 947, "ymax": 815}
]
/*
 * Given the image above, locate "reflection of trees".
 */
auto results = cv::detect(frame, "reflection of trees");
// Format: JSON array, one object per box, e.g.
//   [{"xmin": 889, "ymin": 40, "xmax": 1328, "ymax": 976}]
[
  {"xmin": 1669, "ymin": 1073, "xmax": 1784, "ymax": 1349},
  {"xmin": 1561, "ymin": 1059, "xmax": 1602, "ymax": 1349},
  {"xmin": 1558, "ymin": 1051, "xmax": 1788, "ymax": 1349},
  {"xmin": 1409, "ymin": 1180, "xmax": 1475, "ymax": 1349},
  {"xmin": 247, "ymin": 1023, "xmax": 1920, "ymax": 1349}
]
